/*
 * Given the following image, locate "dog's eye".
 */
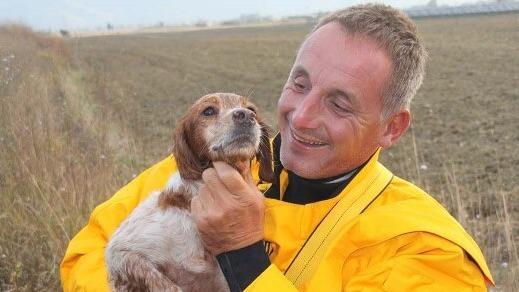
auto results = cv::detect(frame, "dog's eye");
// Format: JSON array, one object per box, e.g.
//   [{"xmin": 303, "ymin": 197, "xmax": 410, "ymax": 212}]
[{"xmin": 202, "ymin": 106, "xmax": 217, "ymax": 116}]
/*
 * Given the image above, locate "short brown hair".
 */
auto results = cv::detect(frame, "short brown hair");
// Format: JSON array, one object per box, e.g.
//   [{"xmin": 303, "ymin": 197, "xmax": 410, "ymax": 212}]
[{"xmin": 313, "ymin": 4, "xmax": 427, "ymax": 120}]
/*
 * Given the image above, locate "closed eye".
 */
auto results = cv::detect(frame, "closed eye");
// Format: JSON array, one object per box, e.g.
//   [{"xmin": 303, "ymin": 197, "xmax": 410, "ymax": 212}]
[
  {"xmin": 289, "ymin": 66, "xmax": 310, "ymax": 93},
  {"xmin": 201, "ymin": 106, "xmax": 218, "ymax": 116},
  {"xmin": 293, "ymin": 76, "xmax": 308, "ymax": 92},
  {"xmin": 329, "ymin": 99, "xmax": 352, "ymax": 115},
  {"xmin": 333, "ymin": 102, "xmax": 347, "ymax": 111}
]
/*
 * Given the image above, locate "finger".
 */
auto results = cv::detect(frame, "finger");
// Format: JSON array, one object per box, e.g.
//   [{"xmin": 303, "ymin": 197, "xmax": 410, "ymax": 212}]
[
  {"xmin": 197, "ymin": 184, "xmax": 215, "ymax": 209},
  {"xmin": 234, "ymin": 160, "xmax": 249, "ymax": 175},
  {"xmin": 202, "ymin": 167, "xmax": 232, "ymax": 201},
  {"xmin": 240, "ymin": 162, "xmax": 256, "ymax": 187},
  {"xmin": 191, "ymin": 187, "xmax": 216, "ymax": 230},
  {"xmin": 190, "ymin": 195, "xmax": 202, "ymax": 216},
  {"xmin": 212, "ymin": 161, "xmax": 250, "ymax": 194}
]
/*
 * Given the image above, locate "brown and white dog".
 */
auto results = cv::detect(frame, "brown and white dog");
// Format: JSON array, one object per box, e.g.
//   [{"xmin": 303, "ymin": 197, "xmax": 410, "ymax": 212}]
[{"xmin": 105, "ymin": 93, "xmax": 273, "ymax": 292}]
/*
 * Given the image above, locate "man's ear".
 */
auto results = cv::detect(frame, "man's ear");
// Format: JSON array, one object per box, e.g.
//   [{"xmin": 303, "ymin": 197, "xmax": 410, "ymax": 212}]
[
  {"xmin": 256, "ymin": 120, "xmax": 274, "ymax": 183},
  {"xmin": 379, "ymin": 109, "xmax": 411, "ymax": 148},
  {"xmin": 173, "ymin": 116, "xmax": 205, "ymax": 180}
]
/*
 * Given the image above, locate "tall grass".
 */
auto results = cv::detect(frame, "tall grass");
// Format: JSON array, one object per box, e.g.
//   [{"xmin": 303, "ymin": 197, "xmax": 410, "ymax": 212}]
[{"xmin": 0, "ymin": 25, "xmax": 138, "ymax": 291}]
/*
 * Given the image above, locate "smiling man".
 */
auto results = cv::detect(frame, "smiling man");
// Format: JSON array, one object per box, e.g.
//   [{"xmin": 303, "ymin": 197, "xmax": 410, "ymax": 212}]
[
  {"xmin": 277, "ymin": 23, "xmax": 395, "ymax": 179},
  {"xmin": 61, "ymin": 4, "xmax": 494, "ymax": 291}
]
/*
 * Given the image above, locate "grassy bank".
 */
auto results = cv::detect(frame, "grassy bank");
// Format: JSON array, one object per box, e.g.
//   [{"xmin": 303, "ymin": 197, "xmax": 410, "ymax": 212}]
[{"xmin": 0, "ymin": 25, "xmax": 137, "ymax": 291}]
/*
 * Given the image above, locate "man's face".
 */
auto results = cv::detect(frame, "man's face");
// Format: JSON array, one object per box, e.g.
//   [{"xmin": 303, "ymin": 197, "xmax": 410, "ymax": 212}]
[{"xmin": 277, "ymin": 22, "xmax": 393, "ymax": 179}]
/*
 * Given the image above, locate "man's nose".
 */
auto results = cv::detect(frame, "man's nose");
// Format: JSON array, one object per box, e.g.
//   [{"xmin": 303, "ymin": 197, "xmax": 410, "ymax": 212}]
[
  {"xmin": 232, "ymin": 108, "xmax": 255, "ymax": 125},
  {"xmin": 291, "ymin": 91, "xmax": 321, "ymax": 129}
]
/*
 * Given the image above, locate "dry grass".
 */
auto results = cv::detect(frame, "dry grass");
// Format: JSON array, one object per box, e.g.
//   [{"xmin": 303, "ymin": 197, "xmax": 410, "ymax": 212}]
[
  {"xmin": 0, "ymin": 25, "xmax": 137, "ymax": 291},
  {"xmin": 0, "ymin": 13, "xmax": 517, "ymax": 291}
]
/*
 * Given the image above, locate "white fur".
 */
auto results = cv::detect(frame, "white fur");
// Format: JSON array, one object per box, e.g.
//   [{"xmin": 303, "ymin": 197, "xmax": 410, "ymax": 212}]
[{"xmin": 106, "ymin": 171, "xmax": 228, "ymax": 291}]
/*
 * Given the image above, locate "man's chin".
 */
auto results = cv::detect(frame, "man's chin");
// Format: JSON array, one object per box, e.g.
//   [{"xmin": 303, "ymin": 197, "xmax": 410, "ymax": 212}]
[{"xmin": 280, "ymin": 150, "xmax": 324, "ymax": 179}]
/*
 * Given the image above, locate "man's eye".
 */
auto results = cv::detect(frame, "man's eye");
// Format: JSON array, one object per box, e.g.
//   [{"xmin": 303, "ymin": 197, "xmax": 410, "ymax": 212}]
[
  {"xmin": 202, "ymin": 106, "xmax": 217, "ymax": 116},
  {"xmin": 293, "ymin": 76, "xmax": 307, "ymax": 91},
  {"xmin": 331, "ymin": 101, "xmax": 351, "ymax": 113}
]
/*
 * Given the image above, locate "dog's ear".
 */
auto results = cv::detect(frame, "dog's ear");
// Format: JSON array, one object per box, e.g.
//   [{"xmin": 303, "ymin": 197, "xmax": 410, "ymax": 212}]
[
  {"xmin": 173, "ymin": 116, "xmax": 205, "ymax": 180},
  {"xmin": 256, "ymin": 120, "xmax": 274, "ymax": 183}
]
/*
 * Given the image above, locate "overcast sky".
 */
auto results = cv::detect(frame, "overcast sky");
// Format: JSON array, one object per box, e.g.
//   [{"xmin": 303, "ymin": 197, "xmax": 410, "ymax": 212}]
[{"xmin": 1, "ymin": 0, "xmax": 477, "ymax": 31}]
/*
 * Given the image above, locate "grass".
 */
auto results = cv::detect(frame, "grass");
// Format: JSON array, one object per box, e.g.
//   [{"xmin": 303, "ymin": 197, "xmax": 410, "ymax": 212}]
[
  {"xmin": 0, "ymin": 13, "xmax": 518, "ymax": 291},
  {"xmin": 0, "ymin": 25, "xmax": 136, "ymax": 291}
]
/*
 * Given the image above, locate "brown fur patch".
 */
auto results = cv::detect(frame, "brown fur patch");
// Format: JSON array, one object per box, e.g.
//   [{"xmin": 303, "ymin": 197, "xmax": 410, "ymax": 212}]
[
  {"xmin": 257, "ymin": 120, "xmax": 274, "ymax": 183},
  {"xmin": 158, "ymin": 188, "xmax": 191, "ymax": 210}
]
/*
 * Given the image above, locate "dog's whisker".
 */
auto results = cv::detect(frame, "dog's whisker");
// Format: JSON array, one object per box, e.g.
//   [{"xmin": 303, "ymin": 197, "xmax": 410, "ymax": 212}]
[{"xmin": 246, "ymin": 87, "xmax": 255, "ymax": 99}]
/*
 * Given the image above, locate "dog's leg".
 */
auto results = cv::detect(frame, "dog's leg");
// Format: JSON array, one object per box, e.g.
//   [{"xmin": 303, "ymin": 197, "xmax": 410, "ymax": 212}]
[{"xmin": 109, "ymin": 253, "xmax": 183, "ymax": 292}]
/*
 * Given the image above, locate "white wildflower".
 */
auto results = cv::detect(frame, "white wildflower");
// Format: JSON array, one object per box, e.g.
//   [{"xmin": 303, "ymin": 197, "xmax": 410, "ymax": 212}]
[
  {"xmin": 419, "ymin": 164, "xmax": 428, "ymax": 171},
  {"xmin": 501, "ymin": 262, "xmax": 508, "ymax": 268}
]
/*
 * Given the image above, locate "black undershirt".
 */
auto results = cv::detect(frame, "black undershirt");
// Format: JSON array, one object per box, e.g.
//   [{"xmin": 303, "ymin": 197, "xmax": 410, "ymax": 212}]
[
  {"xmin": 216, "ymin": 135, "xmax": 361, "ymax": 291},
  {"xmin": 281, "ymin": 170, "xmax": 354, "ymax": 204}
]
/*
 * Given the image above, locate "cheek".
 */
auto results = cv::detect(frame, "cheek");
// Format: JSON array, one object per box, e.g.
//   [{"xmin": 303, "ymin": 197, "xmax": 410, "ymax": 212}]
[
  {"xmin": 326, "ymin": 118, "xmax": 359, "ymax": 146},
  {"xmin": 277, "ymin": 91, "xmax": 295, "ymax": 122},
  {"xmin": 204, "ymin": 123, "xmax": 219, "ymax": 145},
  {"xmin": 333, "ymin": 121, "xmax": 377, "ymax": 151}
]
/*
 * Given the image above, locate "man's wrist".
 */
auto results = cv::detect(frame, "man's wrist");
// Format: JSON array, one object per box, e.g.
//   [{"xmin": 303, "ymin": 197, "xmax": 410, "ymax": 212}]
[{"xmin": 216, "ymin": 241, "xmax": 271, "ymax": 292}]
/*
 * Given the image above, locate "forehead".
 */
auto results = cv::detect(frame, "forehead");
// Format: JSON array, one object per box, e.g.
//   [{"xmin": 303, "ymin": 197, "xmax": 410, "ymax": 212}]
[
  {"xmin": 295, "ymin": 22, "xmax": 392, "ymax": 95},
  {"xmin": 194, "ymin": 93, "xmax": 250, "ymax": 110}
]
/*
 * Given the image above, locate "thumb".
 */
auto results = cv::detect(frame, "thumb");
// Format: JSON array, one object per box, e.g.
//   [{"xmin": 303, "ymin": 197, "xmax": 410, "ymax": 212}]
[{"xmin": 241, "ymin": 162, "xmax": 255, "ymax": 187}]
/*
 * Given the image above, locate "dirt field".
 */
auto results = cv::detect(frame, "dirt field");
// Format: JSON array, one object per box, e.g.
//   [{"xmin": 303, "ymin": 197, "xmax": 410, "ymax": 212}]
[{"xmin": 0, "ymin": 13, "xmax": 518, "ymax": 290}]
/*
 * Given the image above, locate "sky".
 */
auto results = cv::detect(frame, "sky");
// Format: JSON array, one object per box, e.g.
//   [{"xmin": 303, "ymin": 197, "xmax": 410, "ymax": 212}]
[{"xmin": 1, "ymin": 0, "xmax": 478, "ymax": 31}]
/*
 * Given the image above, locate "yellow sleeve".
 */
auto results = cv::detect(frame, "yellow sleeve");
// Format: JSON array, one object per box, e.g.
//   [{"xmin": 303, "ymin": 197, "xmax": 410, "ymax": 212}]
[
  {"xmin": 60, "ymin": 156, "xmax": 177, "ymax": 291},
  {"xmin": 342, "ymin": 232, "xmax": 488, "ymax": 291},
  {"xmin": 245, "ymin": 264, "xmax": 298, "ymax": 292}
]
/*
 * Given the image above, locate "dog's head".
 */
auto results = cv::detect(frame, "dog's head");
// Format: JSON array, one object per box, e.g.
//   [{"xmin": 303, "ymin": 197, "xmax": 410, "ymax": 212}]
[{"xmin": 173, "ymin": 93, "xmax": 273, "ymax": 182}]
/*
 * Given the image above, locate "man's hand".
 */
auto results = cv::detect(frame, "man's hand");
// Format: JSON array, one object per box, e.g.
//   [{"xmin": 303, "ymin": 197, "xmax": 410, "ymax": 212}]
[{"xmin": 191, "ymin": 161, "xmax": 265, "ymax": 255}]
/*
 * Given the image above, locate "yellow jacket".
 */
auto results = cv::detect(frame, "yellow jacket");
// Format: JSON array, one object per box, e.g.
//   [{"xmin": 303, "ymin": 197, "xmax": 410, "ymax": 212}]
[{"xmin": 61, "ymin": 150, "xmax": 494, "ymax": 291}]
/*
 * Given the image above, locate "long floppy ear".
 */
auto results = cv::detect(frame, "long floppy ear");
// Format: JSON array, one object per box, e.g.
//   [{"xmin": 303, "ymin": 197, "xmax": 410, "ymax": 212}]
[
  {"xmin": 173, "ymin": 116, "xmax": 205, "ymax": 180},
  {"xmin": 256, "ymin": 120, "xmax": 274, "ymax": 183}
]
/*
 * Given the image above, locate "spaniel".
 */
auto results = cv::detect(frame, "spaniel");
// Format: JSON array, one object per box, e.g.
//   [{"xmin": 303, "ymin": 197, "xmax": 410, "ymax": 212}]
[{"xmin": 105, "ymin": 93, "xmax": 273, "ymax": 292}]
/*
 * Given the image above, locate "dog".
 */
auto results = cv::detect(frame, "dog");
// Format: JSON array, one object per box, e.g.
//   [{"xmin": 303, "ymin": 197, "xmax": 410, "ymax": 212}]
[{"xmin": 105, "ymin": 93, "xmax": 273, "ymax": 292}]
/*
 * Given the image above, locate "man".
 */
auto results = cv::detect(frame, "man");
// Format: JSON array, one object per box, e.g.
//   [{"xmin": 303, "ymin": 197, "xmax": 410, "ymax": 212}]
[{"xmin": 61, "ymin": 4, "xmax": 494, "ymax": 291}]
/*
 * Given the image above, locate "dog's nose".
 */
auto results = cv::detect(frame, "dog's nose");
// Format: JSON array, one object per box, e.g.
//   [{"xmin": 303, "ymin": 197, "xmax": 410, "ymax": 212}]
[{"xmin": 232, "ymin": 109, "xmax": 254, "ymax": 125}]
